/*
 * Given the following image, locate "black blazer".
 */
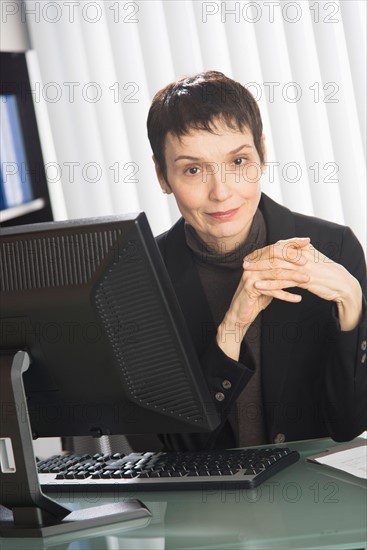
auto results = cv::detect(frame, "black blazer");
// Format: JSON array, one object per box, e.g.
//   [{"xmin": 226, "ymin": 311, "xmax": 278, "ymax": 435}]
[{"xmin": 156, "ymin": 193, "xmax": 367, "ymax": 450}]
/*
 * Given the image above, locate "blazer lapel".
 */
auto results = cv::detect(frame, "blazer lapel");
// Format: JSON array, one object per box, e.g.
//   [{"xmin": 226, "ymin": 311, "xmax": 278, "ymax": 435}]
[
  {"xmin": 259, "ymin": 194, "xmax": 302, "ymax": 431},
  {"xmin": 163, "ymin": 219, "xmax": 215, "ymax": 356}
]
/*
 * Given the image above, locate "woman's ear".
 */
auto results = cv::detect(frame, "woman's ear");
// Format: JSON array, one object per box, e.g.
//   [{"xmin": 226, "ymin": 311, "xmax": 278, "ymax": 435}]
[
  {"xmin": 153, "ymin": 156, "xmax": 172, "ymax": 194},
  {"xmin": 260, "ymin": 134, "xmax": 267, "ymax": 174}
]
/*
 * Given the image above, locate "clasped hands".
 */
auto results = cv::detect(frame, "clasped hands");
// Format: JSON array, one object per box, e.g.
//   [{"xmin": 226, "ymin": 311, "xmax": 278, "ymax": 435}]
[{"xmin": 217, "ymin": 237, "xmax": 362, "ymax": 360}]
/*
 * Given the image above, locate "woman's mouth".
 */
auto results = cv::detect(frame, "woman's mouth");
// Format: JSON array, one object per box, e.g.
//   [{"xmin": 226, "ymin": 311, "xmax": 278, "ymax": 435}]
[{"xmin": 207, "ymin": 208, "xmax": 239, "ymax": 221}]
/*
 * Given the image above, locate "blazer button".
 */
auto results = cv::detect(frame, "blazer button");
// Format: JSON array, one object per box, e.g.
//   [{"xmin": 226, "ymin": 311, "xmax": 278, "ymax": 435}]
[
  {"xmin": 222, "ymin": 379, "xmax": 232, "ymax": 390},
  {"xmin": 273, "ymin": 433, "xmax": 286, "ymax": 444},
  {"xmin": 215, "ymin": 392, "xmax": 225, "ymax": 402},
  {"xmin": 361, "ymin": 340, "xmax": 367, "ymax": 351},
  {"xmin": 361, "ymin": 353, "xmax": 366, "ymax": 364}
]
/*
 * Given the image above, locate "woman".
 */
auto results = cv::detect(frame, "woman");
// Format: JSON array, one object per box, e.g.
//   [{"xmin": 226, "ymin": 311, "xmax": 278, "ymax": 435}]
[{"xmin": 147, "ymin": 71, "xmax": 367, "ymax": 451}]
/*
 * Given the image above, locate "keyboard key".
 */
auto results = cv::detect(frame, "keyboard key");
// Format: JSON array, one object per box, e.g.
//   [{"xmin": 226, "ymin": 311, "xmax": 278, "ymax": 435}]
[
  {"xmin": 122, "ymin": 470, "xmax": 137, "ymax": 478},
  {"xmin": 112, "ymin": 453, "xmax": 125, "ymax": 460},
  {"xmin": 87, "ymin": 464, "xmax": 102, "ymax": 472},
  {"xmin": 75, "ymin": 471, "xmax": 90, "ymax": 479},
  {"xmin": 219, "ymin": 469, "xmax": 233, "ymax": 476}
]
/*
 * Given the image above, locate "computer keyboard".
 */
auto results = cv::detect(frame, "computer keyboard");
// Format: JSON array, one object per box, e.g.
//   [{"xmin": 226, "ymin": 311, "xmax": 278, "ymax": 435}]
[{"xmin": 38, "ymin": 446, "xmax": 300, "ymax": 493}]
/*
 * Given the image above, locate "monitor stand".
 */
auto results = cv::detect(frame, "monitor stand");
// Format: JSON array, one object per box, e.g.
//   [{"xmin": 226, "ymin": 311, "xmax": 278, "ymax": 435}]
[{"xmin": 0, "ymin": 351, "xmax": 151, "ymax": 537}]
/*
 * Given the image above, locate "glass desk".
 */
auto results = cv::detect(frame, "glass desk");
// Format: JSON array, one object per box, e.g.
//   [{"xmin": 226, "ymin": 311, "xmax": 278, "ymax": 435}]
[{"xmin": 1, "ymin": 438, "xmax": 366, "ymax": 550}]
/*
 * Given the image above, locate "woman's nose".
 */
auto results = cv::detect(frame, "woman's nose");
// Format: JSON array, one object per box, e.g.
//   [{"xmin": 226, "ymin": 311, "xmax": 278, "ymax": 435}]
[{"xmin": 206, "ymin": 163, "xmax": 234, "ymax": 201}]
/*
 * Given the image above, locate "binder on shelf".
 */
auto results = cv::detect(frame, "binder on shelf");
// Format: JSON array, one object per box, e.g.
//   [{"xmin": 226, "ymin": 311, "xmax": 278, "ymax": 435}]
[
  {"xmin": 0, "ymin": 94, "xmax": 33, "ymax": 209},
  {"xmin": 0, "ymin": 163, "xmax": 5, "ymax": 210},
  {"xmin": 1, "ymin": 52, "xmax": 54, "ymax": 225}
]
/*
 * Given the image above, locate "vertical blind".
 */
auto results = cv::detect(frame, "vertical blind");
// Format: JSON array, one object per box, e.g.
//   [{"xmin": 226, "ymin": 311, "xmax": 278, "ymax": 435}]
[{"xmin": 25, "ymin": 0, "xmax": 366, "ymax": 249}]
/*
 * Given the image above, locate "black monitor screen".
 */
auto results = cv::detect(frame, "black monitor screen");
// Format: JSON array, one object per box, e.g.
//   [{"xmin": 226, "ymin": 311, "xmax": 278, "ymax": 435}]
[{"xmin": 0, "ymin": 213, "xmax": 220, "ymax": 438}]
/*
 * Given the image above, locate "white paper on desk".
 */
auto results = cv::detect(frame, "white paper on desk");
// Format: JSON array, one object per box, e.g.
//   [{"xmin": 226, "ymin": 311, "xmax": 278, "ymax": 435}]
[{"xmin": 315, "ymin": 445, "xmax": 367, "ymax": 479}]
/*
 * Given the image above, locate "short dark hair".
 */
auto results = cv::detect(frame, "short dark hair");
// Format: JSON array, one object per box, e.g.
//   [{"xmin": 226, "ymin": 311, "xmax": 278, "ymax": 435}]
[{"xmin": 147, "ymin": 70, "xmax": 264, "ymax": 180}]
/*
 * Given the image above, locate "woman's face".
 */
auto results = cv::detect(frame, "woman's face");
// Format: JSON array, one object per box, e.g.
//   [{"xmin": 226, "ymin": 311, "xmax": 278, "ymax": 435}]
[{"xmin": 155, "ymin": 119, "xmax": 266, "ymax": 252}]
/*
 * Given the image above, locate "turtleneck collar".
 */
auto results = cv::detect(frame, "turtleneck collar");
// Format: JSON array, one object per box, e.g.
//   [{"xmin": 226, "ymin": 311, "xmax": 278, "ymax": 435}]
[{"xmin": 184, "ymin": 209, "xmax": 266, "ymax": 271}]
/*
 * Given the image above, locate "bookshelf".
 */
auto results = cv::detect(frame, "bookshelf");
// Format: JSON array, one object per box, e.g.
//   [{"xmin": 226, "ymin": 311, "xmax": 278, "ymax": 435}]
[{"xmin": 0, "ymin": 52, "xmax": 53, "ymax": 227}]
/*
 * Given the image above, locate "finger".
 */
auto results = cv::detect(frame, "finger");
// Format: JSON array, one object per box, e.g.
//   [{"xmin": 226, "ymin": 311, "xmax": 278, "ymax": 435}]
[
  {"xmin": 242, "ymin": 267, "xmax": 310, "ymax": 286},
  {"xmin": 244, "ymin": 253, "xmax": 307, "ymax": 268},
  {"xmin": 243, "ymin": 255, "xmax": 309, "ymax": 270},
  {"xmin": 254, "ymin": 278, "xmax": 308, "ymax": 291},
  {"xmin": 276, "ymin": 237, "xmax": 310, "ymax": 246},
  {"xmin": 256, "ymin": 288, "xmax": 302, "ymax": 303},
  {"xmin": 244, "ymin": 239, "xmax": 310, "ymax": 265},
  {"xmin": 301, "ymin": 246, "xmax": 333, "ymax": 265},
  {"xmin": 274, "ymin": 240, "xmax": 310, "ymax": 264}
]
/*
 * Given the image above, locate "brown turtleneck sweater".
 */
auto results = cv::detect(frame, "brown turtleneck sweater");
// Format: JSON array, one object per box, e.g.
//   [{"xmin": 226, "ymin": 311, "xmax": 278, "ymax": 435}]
[{"xmin": 184, "ymin": 209, "xmax": 268, "ymax": 446}]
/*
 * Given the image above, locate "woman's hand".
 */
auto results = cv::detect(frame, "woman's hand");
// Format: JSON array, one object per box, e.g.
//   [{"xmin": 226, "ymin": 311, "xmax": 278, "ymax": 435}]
[
  {"xmin": 216, "ymin": 237, "xmax": 363, "ymax": 360},
  {"xmin": 244, "ymin": 240, "xmax": 362, "ymax": 331},
  {"xmin": 216, "ymin": 237, "xmax": 311, "ymax": 360}
]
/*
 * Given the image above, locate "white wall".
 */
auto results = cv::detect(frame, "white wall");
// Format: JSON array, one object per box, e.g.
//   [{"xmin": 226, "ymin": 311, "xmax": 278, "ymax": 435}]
[{"xmin": 0, "ymin": 0, "xmax": 31, "ymax": 51}]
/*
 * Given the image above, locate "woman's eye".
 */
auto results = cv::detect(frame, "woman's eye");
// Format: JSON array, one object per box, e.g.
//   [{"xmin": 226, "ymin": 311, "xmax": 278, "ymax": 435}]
[
  {"xmin": 185, "ymin": 166, "xmax": 199, "ymax": 175},
  {"xmin": 233, "ymin": 157, "xmax": 246, "ymax": 166}
]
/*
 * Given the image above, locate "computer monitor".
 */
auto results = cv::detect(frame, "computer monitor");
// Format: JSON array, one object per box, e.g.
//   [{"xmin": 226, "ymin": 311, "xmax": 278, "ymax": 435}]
[{"xmin": 0, "ymin": 212, "xmax": 220, "ymax": 536}]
